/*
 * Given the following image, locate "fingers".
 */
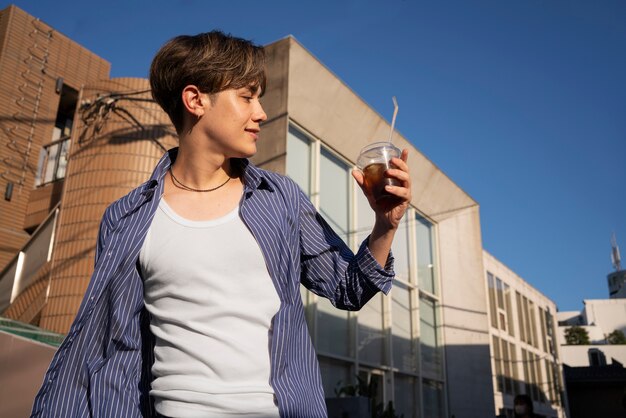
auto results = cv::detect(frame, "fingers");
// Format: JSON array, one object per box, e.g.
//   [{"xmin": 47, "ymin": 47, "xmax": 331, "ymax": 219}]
[
  {"xmin": 388, "ymin": 150, "xmax": 411, "ymax": 188},
  {"xmin": 351, "ymin": 169, "xmax": 364, "ymax": 187},
  {"xmin": 384, "ymin": 184, "xmax": 411, "ymax": 201},
  {"xmin": 401, "ymin": 148, "xmax": 409, "ymax": 163}
]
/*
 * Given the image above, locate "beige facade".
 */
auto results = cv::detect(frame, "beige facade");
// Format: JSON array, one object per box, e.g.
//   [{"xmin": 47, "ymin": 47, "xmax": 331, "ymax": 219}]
[{"xmin": 483, "ymin": 251, "xmax": 567, "ymax": 418}]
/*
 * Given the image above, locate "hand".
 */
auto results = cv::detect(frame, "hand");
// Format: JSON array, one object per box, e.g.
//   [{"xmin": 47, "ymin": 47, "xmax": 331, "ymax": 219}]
[{"xmin": 352, "ymin": 149, "xmax": 411, "ymax": 231}]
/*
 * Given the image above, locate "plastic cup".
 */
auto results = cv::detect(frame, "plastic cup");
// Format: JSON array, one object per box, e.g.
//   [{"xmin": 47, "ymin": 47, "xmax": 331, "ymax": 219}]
[{"xmin": 356, "ymin": 142, "xmax": 401, "ymax": 204}]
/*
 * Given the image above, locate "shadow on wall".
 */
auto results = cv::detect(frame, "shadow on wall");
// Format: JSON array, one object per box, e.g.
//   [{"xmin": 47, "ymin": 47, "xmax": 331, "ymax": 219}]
[{"xmin": 314, "ymin": 307, "xmax": 500, "ymax": 418}]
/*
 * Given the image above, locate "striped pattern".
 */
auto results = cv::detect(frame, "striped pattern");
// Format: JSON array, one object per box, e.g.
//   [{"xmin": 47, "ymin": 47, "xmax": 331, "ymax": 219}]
[{"xmin": 31, "ymin": 148, "xmax": 394, "ymax": 417}]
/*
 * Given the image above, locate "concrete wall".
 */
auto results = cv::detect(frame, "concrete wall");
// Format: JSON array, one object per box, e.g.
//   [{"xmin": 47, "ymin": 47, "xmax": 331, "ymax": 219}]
[
  {"xmin": 0, "ymin": 331, "xmax": 56, "ymax": 417},
  {"xmin": 560, "ymin": 344, "xmax": 626, "ymax": 367},
  {"xmin": 582, "ymin": 299, "xmax": 626, "ymax": 336},
  {"xmin": 438, "ymin": 207, "xmax": 494, "ymax": 418}
]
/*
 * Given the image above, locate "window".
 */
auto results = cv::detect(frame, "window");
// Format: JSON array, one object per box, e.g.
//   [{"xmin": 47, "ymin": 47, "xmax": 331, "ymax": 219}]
[
  {"xmin": 317, "ymin": 146, "xmax": 352, "ymax": 358},
  {"xmin": 286, "ymin": 126, "xmax": 312, "ymax": 195},
  {"xmin": 502, "ymin": 341, "xmax": 512, "ymax": 394},
  {"xmin": 422, "ymin": 379, "xmax": 444, "ymax": 418},
  {"xmin": 504, "ymin": 283, "xmax": 515, "ymax": 337},
  {"xmin": 394, "ymin": 374, "xmax": 419, "ymax": 418},
  {"xmin": 392, "ymin": 280, "xmax": 416, "ymax": 373},
  {"xmin": 420, "ymin": 296, "xmax": 442, "ymax": 379},
  {"xmin": 588, "ymin": 349, "xmax": 606, "ymax": 366},
  {"xmin": 416, "ymin": 215, "xmax": 436, "ymax": 294},
  {"xmin": 492, "ymin": 336, "xmax": 503, "ymax": 393},
  {"xmin": 285, "ymin": 124, "xmax": 441, "ymax": 415},
  {"xmin": 358, "ymin": 293, "xmax": 385, "ymax": 365},
  {"xmin": 529, "ymin": 301, "xmax": 538, "ymax": 348},
  {"xmin": 487, "ymin": 272, "xmax": 498, "ymax": 328},
  {"xmin": 521, "ymin": 349, "xmax": 531, "ymax": 396},
  {"xmin": 319, "ymin": 147, "xmax": 350, "ymax": 242},
  {"xmin": 36, "ymin": 83, "xmax": 78, "ymax": 187},
  {"xmin": 539, "ymin": 308, "xmax": 548, "ymax": 353},
  {"xmin": 509, "ymin": 341, "xmax": 519, "ymax": 395},
  {"xmin": 319, "ymin": 356, "xmax": 352, "ymax": 398},
  {"xmin": 35, "ymin": 138, "xmax": 71, "ymax": 186},
  {"xmin": 516, "ymin": 292, "xmax": 526, "ymax": 342}
]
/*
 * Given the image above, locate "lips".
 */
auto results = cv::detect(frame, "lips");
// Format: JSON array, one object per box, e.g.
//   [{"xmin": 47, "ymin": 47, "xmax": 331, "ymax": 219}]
[{"xmin": 245, "ymin": 128, "xmax": 260, "ymax": 140}]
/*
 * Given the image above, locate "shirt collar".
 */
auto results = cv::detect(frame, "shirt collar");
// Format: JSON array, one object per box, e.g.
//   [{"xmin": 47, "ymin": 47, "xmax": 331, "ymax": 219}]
[{"xmin": 140, "ymin": 147, "xmax": 274, "ymax": 199}]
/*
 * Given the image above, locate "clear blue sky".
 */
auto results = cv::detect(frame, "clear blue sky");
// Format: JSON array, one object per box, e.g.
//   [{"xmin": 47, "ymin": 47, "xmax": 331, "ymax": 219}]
[{"xmin": 7, "ymin": 0, "xmax": 625, "ymax": 311}]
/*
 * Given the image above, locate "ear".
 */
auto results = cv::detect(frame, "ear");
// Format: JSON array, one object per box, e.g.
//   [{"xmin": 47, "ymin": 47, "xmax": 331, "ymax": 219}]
[{"xmin": 181, "ymin": 85, "xmax": 206, "ymax": 117}]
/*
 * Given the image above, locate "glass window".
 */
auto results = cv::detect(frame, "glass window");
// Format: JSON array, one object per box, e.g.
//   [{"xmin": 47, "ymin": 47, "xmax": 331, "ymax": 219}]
[
  {"xmin": 487, "ymin": 272, "xmax": 498, "ymax": 328},
  {"xmin": 522, "ymin": 349, "xmax": 531, "ymax": 396},
  {"xmin": 529, "ymin": 353, "xmax": 538, "ymax": 401},
  {"xmin": 422, "ymin": 379, "xmax": 444, "ymax": 418},
  {"xmin": 319, "ymin": 356, "xmax": 352, "ymax": 398},
  {"xmin": 539, "ymin": 308, "xmax": 548, "ymax": 353},
  {"xmin": 496, "ymin": 277, "xmax": 505, "ymax": 310},
  {"xmin": 420, "ymin": 297, "xmax": 442, "ymax": 378},
  {"xmin": 394, "ymin": 374, "xmax": 418, "ymax": 418},
  {"xmin": 523, "ymin": 296, "xmax": 532, "ymax": 346},
  {"xmin": 392, "ymin": 280, "xmax": 416, "ymax": 372},
  {"xmin": 358, "ymin": 293, "xmax": 385, "ymax": 365},
  {"xmin": 516, "ymin": 292, "xmax": 526, "ymax": 343},
  {"xmin": 319, "ymin": 147, "xmax": 350, "ymax": 243},
  {"xmin": 535, "ymin": 354, "xmax": 545, "ymax": 402},
  {"xmin": 504, "ymin": 283, "xmax": 515, "ymax": 337},
  {"xmin": 317, "ymin": 297, "xmax": 351, "ymax": 357},
  {"xmin": 36, "ymin": 138, "xmax": 71, "ymax": 186},
  {"xmin": 502, "ymin": 341, "xmax": 512, "ymax": 394},
  {"xmin": 391, "ymin": 214, "xmax": 411, "ymax": 283},
  {"xmin": 492, "ymin": 336, "xmax": 503, "ymax": 393},
  {"xmin": 286, "ymin": 126, "xmax": 312, "ymax": 196},
  {"xmin": 416, "ymin": 215, "xmax": 435, "ymax": 294},
  {"xmin": 509, "ymin": 342, "xmax": 519, "ymax": 395},
  {"xmin": 529, "ymin": 301, "xmax": 538, "ymax": 348},
  {"xmin": 56, "ymin": 139, "xmax": 70, "ymax": 179},
  {"xmin": 355, "ymin": 186, "xmax": 375, "ymax": 254}
]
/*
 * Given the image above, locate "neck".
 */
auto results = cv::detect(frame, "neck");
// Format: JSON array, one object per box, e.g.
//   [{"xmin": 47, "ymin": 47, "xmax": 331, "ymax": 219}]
[{"xmin": 171, "ymin": 145, "xmax": 233, "ymax": 189}]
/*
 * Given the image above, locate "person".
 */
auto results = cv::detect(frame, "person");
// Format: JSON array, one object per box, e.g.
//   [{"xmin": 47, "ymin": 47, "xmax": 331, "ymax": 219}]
[
  {"xmin": 31, "ymin": 31, "xmax": 411, "ymax": 417},
  {"xmin": 513, "ymin": 394, "xmax": 536, "ymax": 418}
]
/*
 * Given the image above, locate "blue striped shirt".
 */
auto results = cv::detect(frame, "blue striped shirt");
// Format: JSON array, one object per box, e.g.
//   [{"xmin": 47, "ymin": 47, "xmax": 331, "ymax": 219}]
[{"xmin": 31, "ymin": 148, "xmax": 394, "ymax": 417}]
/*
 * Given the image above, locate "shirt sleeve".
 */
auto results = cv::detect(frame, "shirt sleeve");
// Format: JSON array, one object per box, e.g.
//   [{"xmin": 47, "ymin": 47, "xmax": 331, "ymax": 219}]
[{"xmin": 297, "ymin": 186, "xmax": 394, "ymax": 310}]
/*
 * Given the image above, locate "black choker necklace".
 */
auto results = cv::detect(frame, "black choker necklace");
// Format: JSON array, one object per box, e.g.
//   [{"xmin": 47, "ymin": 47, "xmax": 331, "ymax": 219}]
[{"xmin": 169, "ymin": 168, "xmax": 231, "ymax": 192}]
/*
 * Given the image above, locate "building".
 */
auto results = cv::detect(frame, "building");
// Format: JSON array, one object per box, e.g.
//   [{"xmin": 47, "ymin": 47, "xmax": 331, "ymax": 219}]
[
  {"xmin": 555, "ymin": 239, "xmax": 626, "ymax": 418},
  {"xmin": 557, "ymin": 299, "xmax": 626, "ymax": 418},
  {"xmin": 608, "ymin": 234, "xmax": 626, "ymax": 298},
  {"xmin": 483, "ymin": 251, "xmax": 567, "ymax": 418},
  {"xmin": 0, "ymin": 5, "xmax": 497, "ymax": 417},
  {"xmin": 557, "ymin": 299, "xmax": 626, "ymax": 366}
]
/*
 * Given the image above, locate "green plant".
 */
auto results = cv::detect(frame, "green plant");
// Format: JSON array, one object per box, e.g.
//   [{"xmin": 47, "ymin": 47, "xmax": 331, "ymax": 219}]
[
  {"xmin": 607, "ymin": 329, "xmax": 626, "ymax": 344},
  {"xmin": 564, "ymin": 325, "xmax": 590, "ymax": 345}
]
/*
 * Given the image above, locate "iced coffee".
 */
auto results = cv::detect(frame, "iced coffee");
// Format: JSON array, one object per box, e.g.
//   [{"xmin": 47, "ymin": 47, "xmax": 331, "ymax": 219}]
[{"xmin": 357, "ymin": 142, "xmax": 401, "ymax": 205}]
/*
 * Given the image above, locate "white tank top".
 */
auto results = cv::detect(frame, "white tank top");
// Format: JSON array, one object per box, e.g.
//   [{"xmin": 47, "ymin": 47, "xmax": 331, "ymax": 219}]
[{"xmin": 140, "ymin": 198, "xmax": 281, "ymax": 417}]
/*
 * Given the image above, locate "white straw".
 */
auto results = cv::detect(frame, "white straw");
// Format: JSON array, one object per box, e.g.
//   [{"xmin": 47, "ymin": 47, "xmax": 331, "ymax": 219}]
[{"xmin": 388, "ymin": 96, "xmax": 398, "ymax": 143}]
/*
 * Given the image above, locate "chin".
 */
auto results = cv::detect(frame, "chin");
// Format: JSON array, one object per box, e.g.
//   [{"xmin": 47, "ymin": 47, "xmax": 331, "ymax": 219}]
[{"xmin": 233, "ymin": 147, "xmax": 257, "ymax": 159}]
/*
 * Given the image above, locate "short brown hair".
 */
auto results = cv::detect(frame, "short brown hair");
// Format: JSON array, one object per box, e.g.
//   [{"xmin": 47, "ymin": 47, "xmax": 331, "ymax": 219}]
[{"xmin": 149, "ymin": 31, "xmax": 266, "ymax": 133}]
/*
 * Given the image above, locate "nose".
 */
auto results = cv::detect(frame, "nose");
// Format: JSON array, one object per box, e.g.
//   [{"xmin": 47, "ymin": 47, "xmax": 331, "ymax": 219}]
[{"xmin": 253, "ymin": 101, "xmax": 267, "ymax": 123}]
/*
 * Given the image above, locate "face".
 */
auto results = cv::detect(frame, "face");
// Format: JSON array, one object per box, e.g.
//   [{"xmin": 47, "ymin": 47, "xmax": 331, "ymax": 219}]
[{"xmin": 195, "ymin": 85, "xmax": 267, "ymax": 158}]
